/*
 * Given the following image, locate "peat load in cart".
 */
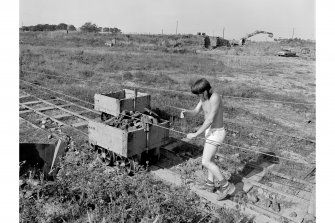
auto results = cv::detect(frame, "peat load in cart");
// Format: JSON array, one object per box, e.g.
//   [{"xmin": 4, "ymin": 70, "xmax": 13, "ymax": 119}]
[{"xmin": 89, "ymin": 89, "xmax": 170, "ymax": 174}]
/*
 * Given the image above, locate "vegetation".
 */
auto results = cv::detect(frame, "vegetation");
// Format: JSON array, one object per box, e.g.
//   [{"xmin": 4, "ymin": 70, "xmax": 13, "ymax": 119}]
[
  {"xmin": 204, "ymin": 36, "xmax": 211, "ymax": 48},
  {"xmin": 19, "ymin": 31, "xmax": 315, "ymax": 222},
  {"xmin": 20, "ymin": 145, "xmax": 201, "ymax": 222},
  {"xmin": 21, "ymin": 23, "xmax": 76, "ymax": 32},
  {"xmin": 79, "ymin": 22, "xmax": 100, "ymax": 33}
]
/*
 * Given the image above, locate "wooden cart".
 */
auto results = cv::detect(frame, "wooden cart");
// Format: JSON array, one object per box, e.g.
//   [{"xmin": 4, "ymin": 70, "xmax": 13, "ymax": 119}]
[{"xmin": 89, "ymin": 89, "xmax": 170, "ymax": 171}]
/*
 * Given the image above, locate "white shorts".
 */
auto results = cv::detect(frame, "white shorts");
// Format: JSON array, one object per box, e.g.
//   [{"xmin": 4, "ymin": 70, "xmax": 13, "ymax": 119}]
[{"xmin": 205, "ymin": 127, "xmax": 226, "ymax": 146}]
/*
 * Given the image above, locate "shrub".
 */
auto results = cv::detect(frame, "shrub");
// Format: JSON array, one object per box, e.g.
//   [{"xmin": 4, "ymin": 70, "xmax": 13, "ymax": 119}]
[
  {"xmin": 80, "ymin": 22, "xmax": 100, "ymax": 33},
  {"xmin": 123, "ymin": 72, "xmax": 133, "ymax": 80},
  {"xmin": 20, "ymin": 146, "xmax": 204, "ymax": 222},
  {"xmin": 204, "ymin": 36, "xmax": 211, "ymax": 48},
  {"xmin": 79, "ymin": 70, "xmax": 95, "ymax": 78}
]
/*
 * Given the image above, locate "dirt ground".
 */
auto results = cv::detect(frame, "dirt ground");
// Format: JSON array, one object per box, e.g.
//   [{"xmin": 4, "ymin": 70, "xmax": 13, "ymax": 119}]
[{"xmin": 19, "ymin": 32, "xmax": 315, "ymax": 222}]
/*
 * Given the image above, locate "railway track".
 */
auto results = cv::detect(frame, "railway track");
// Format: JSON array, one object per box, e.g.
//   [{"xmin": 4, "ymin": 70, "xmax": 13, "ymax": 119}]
[{"xmin": 19, "ymin": 89, "xmax": 315, "ymax": 223}]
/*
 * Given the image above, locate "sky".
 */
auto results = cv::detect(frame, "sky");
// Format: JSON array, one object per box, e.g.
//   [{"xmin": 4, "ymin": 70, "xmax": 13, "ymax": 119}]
[{"xmin": 20, "ymin": 0, "xmax": 315, "ymax": 40}]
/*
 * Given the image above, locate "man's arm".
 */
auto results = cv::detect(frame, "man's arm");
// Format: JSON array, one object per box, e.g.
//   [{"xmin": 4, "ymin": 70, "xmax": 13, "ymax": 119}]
[
  {"xmin": 181, "ymin": 101, "xmax": 202, "ymax": 118},
  {"xmin": 192, "ymin": 94, "xmax": 220, "ymax": 137}
]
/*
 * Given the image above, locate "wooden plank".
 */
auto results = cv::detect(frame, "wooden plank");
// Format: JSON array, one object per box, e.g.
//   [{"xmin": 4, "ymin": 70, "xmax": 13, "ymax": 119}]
[
  {"xmin": 19, "ymin": 117, "xmax": 42, "ymax": 129},
  {"xmin": 52, "ymin": 113, "xmax": 74, "ymax": 119},
  {"xmin": 19, "ymin": 117, "xmax": 59, "ymax": 140},
  {"xmin": 271, "ymin": 171, "xmax": 315, "ymax": 187},
  {"xmin": 54, "ymin": 97, "xmax": 100, "ymax": 114},
  {"xmin": 88, "ymin": 120, "xmax": 127, "ymax": 156},
  {"xmin": 34, "ymin": 104, "xmax": 71, "ymax": 112},
  {"xmin": 134, "ymin": 94, "xmax": 151, "ymax": 112},
  {"xmin": 44, "ymin": 110, "xmax": 88, "ymax": 120},
  {"xmin": 29, "ymin": 97, "xmax": 91, "ymax": 121},
  {"xmin": 94, "ymin": 93, "xmax": 120, "ymax": 116},
  {"xmin": 21, "ymin": 104, "xmax": 67, "ymax": 127},
  {"xmin": 242, "ymin": 178, "xmax": 308, "ymax": 202},
  {"xmin": 127, "ymin": 129, "xmax": 147, "ymax": 157},
  {"xmin": 127, "ymin": 120, "xmax": 170, "ymax": 157},
  {"xmin": 150, "ymin": 166, "xmax": 278, "ymax": 223},
  {"xmin": 120, "ymin": 91, "xmax": 150, "ymax": 113},
  {"xmin": 72, "ymin": 121, "xmax": 88, "ymax": 128},
  {"xmin": 94, "ymin": 89, "xmax": 150, "ymax": 116},
  {"xmin": 19, "ymin": 95, "xmax": 31, "ymax": 99},
  {"xmin": 148, "ymin": 121, "xmax": 170, "ymax": 148},
  {"xmin": 19, "ymin": 109, "xmax": 33, "ymax": 114},
  {"xmin": 21, "ymin": 100, "xmax": 41, "ymax": 105},
  {"xmin": 36, "ymin": 106, "xmax": 57, "ymax": 111}
]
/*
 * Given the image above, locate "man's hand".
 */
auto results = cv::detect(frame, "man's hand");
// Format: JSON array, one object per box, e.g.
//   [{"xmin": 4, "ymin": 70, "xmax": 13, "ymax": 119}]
[
  {"xmin": 186, "ymin": 133, "xmax": 197, "ymax": 140},
  {"xmin": 180, "ymin": 110, "xmax": 186, "ymax": 119}
]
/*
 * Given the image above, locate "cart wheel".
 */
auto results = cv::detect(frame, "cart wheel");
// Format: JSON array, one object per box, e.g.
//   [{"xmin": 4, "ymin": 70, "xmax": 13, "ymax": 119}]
[
  {"xmin": 101, "ymin": 148, "xmax": 113, "ymax": 166},
  {"xmin": 130, "ymin": 155, "xmax": 141, "ymax": 172},
  {"xmin": 114, "ymin": 154, "xmax": 122, "ymax": 166},
  {"xmin": 123, "ymin": 158, "xmax": 132, "ymax": 175},
  {"xmin": 101, "ymin": 112, "xmax": 112, "ymax": 121},
  {"xmin": 110, "ymin": 151, "xmax": 116, "ymax": 166},
  {"xmin": 89, "ymin": 143, "xmax": 96, "ymax": 151}
]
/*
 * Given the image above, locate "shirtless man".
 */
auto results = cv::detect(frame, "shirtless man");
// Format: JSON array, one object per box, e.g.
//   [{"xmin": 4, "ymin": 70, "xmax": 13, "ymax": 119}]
[{"xmin": 181, "ymin": 78, "xmax": 235, "ymax": 200}]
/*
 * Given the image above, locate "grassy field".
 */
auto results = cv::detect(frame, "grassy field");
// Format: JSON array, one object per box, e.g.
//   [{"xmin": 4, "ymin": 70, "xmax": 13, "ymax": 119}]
[{"xmin": 19, "ymin": 31, "xmax": 315, "ymax": 222}]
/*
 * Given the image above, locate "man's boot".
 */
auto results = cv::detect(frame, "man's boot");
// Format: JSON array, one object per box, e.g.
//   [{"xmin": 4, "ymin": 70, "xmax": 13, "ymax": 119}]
[{"xmin": 217, "ymin": 181, "xmax": 235, "ymax": 201}]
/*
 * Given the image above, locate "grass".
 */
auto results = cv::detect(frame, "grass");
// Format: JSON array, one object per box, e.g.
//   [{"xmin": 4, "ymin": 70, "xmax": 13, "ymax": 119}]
[
  {"xmin": 20, "ymin": 143, "xmax": 254, "ymax": 223},
  {"xmin": 20, "ymin": 31, "xmax": 315, "ymax": 222},
  {"xmin": 20, "ymin": 146, "xmax": 203, "ymax": 222}
]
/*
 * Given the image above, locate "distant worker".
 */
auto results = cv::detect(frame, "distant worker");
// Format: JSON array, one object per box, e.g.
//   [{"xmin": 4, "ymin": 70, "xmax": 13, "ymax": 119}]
[{"xmin": 181, "ymin": 78, "xmax": 235, "ymax": 200}]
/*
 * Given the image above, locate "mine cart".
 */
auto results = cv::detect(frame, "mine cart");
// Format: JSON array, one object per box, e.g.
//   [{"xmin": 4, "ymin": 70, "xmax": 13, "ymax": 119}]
[
  {"xmin": 94, "ymin": 89, "xmax": 151, "ymax": 117},
  {"xmin": 89, "ymin": 89, "xmax": 170, "ymax": 172}
]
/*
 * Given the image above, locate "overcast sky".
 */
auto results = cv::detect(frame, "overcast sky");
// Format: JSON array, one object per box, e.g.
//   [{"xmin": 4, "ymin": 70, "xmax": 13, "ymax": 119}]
[{"xmin": 19, "ymin": 0, "xmax": 315, "ymax": 40}]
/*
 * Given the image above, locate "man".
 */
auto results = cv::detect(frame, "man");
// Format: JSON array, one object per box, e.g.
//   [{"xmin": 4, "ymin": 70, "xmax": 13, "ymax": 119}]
[{"xmin": 181, "ymin": 78, "xmax": 235, "ymax": 200}]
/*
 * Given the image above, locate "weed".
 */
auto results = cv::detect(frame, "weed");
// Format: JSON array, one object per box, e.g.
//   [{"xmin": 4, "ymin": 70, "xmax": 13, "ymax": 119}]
[
  {"xmin": 20, "ymin": 145, "xmax": 206, "ymax": 222},
  {"xmin": 20, "ymin": 31, "xmax": 315, "ymax": 222}
]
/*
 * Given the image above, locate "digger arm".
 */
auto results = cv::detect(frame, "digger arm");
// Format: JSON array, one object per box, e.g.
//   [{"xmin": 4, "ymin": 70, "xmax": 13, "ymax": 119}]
[{"xmin": 240, "ymin": 30, "xmax": 274, "ymax": 45}]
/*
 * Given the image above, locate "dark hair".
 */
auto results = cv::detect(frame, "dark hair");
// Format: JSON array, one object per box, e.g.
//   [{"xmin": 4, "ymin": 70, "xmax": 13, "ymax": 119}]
[{"xmin": 191, "ymin": 78, "xmax": 211, "ymax": 94}]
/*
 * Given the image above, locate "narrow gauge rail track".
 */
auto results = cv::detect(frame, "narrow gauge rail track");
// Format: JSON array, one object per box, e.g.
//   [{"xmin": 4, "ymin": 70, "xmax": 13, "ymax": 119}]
[{"xmin": 19, "ymin": 87, "xmax": 315, "ymax": 223}]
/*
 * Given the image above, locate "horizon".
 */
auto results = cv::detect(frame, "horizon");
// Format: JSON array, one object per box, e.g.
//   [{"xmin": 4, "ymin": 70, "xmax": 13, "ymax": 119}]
[{"xmin": 20, "ymin": 0, "xmax": 315, "ymax": 41}]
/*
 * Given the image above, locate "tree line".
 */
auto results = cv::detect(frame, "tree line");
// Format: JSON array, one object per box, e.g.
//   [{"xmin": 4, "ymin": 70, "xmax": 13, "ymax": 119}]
[
  {"xmin": 21, "ymin": 23, "xmax": 76, "ymax": 32},
  {"xmin": 21, "ymin": 22, "xmax": 122, "ymax": 34}
]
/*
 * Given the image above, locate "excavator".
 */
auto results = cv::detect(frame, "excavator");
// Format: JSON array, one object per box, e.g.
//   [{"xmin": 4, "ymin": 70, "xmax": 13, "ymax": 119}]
[
  {"xmin": 239, "ymin": 30, "xmax": 274, "ymax": 45},
  {"xmin": 215, "ymin": 30, "xmax": 274, "ymax": 47}
]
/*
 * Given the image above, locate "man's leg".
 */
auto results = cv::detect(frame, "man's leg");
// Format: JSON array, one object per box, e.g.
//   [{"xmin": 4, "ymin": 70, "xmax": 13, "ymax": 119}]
[
  {"xmin": 203, "ymin": 131, "xmax": 235, "ymax": 200},
  {"xmin": 202, "ymin": 142, "xmax": 226, "ymax": 184},
  {"xmin": 207, "ymin": 158, "xmax": 215, "ymax": 182}
]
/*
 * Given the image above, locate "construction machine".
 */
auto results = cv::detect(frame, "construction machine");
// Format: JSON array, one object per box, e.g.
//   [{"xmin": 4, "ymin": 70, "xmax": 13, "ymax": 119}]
[
  {"xmin": 214, "ymin": 30, "xmax": 274, "ymax": 48},
  {"xmin": 239, "ymin": 30, "xmax": 274, "ymax": 46}
]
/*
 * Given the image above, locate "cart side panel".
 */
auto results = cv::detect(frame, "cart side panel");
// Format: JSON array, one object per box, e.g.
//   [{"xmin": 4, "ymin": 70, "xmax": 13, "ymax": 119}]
[
  {"xmin": 127, "ymin": 130, "xmax": 147, "ymax": 157},
  {"xmin": 148, "ymin": 121, "xmax": 170, "ymax": 148},
  {"xmin": 135, "ymin": 95, "xmax": 151, "ymax": 112},
  {"xmin": 94, "ymin": 94, "xmax": 120, "ymax": 116},
  {"xmin": 88, "ymin": 120, "xmax": 127, "ymax": 156},
  {"xmin": 104, "ymin": 90, "xmax": 125, "ymax": 99},
  {"xmin": 120, "ymin": 95, "xmax": 151, "ymax": 113},
  {"xmin": 120, "ymin": 98, "xmax": 135, "ymax": 113}
]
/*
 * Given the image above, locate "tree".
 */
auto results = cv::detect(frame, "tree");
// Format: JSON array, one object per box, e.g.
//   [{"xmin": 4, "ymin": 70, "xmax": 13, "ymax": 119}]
[
  {"xmin": 103, "ymin": 27, "xmax": 109, "ymax": 32},
  {"xmin": 110, "ymin": 27, "xmax": 122, "ymax": 34},
  {"xmin": 57, "ymin": 23, "xmax": 68, "ymax": 30},
  {"xmin": 68, "ymin": 25, "xmax": 76, "ymax": 31},
  {"xmin": 46, "ymin": 24, "xmax": 57, "ymax": 31},
  {"xmin": 32, "ymin": 24, "xmax": 45, "ymax": 31},
  {"xmin": 80, "ymin": 22, "xmax": 100, "ymax": 33}
]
